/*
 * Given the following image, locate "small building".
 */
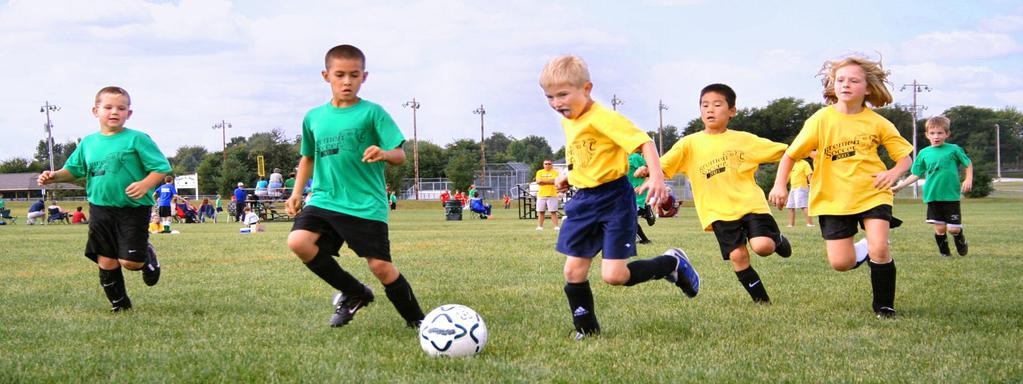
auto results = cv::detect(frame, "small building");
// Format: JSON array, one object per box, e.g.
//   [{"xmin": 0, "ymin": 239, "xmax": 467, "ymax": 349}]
[{"xmin": 0, "ymin": 172, "xmax": 83, "ymax": 200}]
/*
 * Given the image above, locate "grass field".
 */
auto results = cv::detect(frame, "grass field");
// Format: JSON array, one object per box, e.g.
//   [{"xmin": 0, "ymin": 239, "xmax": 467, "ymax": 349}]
[{"xmin": 1, "ymin": 196, "xmax": 1021, "ymax": 383}]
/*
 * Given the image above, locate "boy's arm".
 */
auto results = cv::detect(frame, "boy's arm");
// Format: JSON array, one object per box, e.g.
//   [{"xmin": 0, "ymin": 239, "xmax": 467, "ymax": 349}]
[
  {"xmin": 768, "ymin": 155, "xmax": 796, "ymax": 209},
  {"xmin": 961, "ymin": 163, "xmax": 973, "ymax": 193},
  {"xmin": 891, "ymin": 174, "xmax": 920, "ymax": 193},
  {"xmin": 37, "ymin": 169, "xmax": 76, "ymax": 185},
  {"xmin": 635, "ymin": 141, "xmax": 666, "ymax": 205},
  {"xmin": 126, "ymin": 172, "xmax": 168, "ymax": 199},
  {"xmin": 363, "ymin": 146, "xmax": 405, "ymax": 165},
  {"xmin": 873, "ymin": 156, "xmax": 912, "ymax": 190},
  {"xmin": 286, "ymin": 156, "xmax": 314, "ymax": 216}
]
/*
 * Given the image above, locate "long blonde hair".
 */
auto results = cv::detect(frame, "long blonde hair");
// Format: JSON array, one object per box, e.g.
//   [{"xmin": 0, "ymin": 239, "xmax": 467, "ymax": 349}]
[{"xmin": 818, "ymin": 55, "xmax": 892, "ymax": 108}]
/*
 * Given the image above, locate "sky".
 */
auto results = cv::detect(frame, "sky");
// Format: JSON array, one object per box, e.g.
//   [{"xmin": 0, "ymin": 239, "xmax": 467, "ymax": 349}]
[{"xmin": 1, "ymin": 0, "xmax": 1021, "ymax": 161}]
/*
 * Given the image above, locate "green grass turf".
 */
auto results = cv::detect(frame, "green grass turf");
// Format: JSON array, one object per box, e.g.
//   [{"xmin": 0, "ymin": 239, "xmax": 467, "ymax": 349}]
[{"xmin": 1, "ymin": 197, "xmax": 1021, "ymax": 383}]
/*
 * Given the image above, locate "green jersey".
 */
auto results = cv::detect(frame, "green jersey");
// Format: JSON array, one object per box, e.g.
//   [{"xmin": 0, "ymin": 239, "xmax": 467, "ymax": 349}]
[
  {"xmin": 628, "ymin": 152, "xmax": 647, "ymax": 207},
  {"xmin": 301, "ymin": 100, "xmax": 404, "ymax": 223},
  {"xmin": 911, "ymin": 143, "xmax": 971, "ymax": 203},
  {"xmin": 63, "ymin": 128, "xmax": 171, "ymax": 207}
]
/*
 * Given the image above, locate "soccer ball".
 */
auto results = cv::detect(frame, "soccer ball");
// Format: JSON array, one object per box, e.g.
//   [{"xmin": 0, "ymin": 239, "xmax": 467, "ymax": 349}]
[{"xmin": 418, "ymin": 304, "xmax": 488, "ymax": 357}]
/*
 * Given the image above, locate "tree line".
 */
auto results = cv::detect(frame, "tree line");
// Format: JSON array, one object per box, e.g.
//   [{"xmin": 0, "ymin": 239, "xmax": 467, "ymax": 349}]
[{"xmin": 3, "ymin": 100, "xmax": 1020, "ymax": 197}]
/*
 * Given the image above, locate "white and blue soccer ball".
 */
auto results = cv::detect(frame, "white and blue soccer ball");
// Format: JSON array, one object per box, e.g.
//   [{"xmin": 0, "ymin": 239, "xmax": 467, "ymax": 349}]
[{"xmin": 418, "ymin": 304, "xmax": 488, "ymax": 357}]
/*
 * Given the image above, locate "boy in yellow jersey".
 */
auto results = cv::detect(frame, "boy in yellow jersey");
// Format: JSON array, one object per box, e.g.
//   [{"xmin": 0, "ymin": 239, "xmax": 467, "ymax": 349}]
[
  {"xmin": 769, "ymin": 56, "xmax": 913, "ymax": 319},
  {"xmin": 534, "ymin": 160, "xmax": 560, "ymax": 230},
  {"xmin": 786, "ymin": 154, "xmax": 814, "ymax": 227},
  {"xmin": 660, "ymin": 83, "xmax": 791, "ymax": 304},
  {"xmin": 540, "ymin": 55, "xmax": 700, "ymax": 339}
]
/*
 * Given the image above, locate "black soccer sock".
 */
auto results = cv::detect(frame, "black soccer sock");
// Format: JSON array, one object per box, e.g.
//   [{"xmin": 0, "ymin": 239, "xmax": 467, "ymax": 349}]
[
  {"xmin": 934, "ymin": 233, "xmax": 950, "ymax": 255},
  {"xmin": 564, "ymin": 281, "xmax": 600, "ymax": 335},
  {"xmin": 384, "ymin": 274, "xmax": 425, "ymax": 324},
  {"xmin": 636, "ymin": 224, "xmax": 650, "ymax": 242},
  {"xmin": 868, "ymin": 259, "xmax": 897, "ymax": 312},
  {"xmin": 99, "ymin": 267, "xmax": 129, "ymax": 307},
  {"xmin": 736, "ymin": 266, "xmax": 770, "ymax": 303},
  {"xmin": 624, "ymin": 255, "xmax": 676, "ymax": 286},
  {"xmin": 304, "ymin": 252, "xmax": 364, "ymax": 295}
]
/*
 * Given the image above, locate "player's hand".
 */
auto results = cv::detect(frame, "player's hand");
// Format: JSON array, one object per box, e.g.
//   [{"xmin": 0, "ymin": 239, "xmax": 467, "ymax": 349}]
[
  {"xmin": 633, "ymin": 165, "xmax": 649, "ymax": 178},
  {"xmin": 554, "ymin": 174, "xmax": 570, "ymax": 193},
  {"xmin": 124, "ymin": 182, "xmax": 149, "ymax": 199},
  {"xmin": 890, "ymin": 183, "xmax": 904, "ymax": 193},
  {"xmin": 637, "ymin": 177, "xmax": 666, "ymax": 207},
  {"xmin": 961, "ymin": 179, "xmax": 973, "ymax": 193},
  {"xmin": 768, "ymin": 185, "xmax": 789, "ymax": 209},
  {"xmin": 285, "ymin": 195, "xmax": 303, "ymax": 216},
  {"xmin": 872, "ymin": 169, "xmax": 902, "ymax": 190},
  {"xmin": 362, "ymin": 145, "xmax": 385, "ymax": 163},
  {"xmin": 37, "ymin": 171, "xmax": 55, "ymax": 185}
]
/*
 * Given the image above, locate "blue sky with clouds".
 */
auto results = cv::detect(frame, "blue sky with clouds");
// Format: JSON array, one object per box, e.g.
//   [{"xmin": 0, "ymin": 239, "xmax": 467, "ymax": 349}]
[{"xmin": 1, "ymin": 0, "xmax": 1020, "ymax": 160}]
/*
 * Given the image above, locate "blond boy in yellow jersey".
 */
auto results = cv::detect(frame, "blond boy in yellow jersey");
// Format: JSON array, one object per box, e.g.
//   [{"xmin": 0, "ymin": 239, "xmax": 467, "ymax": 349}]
[
  {"xmin": 769, "ymin": 56, "xmax": 913, "ymax": 319},
  {"xmin": 660, "ymin": 83, "xmax": 791, "ymax": 304},
  {"xmin": 786, "ymin": 156, "xmax": 814, "ymax": 227},
  {"xmin": 540, "ymin": 55, "xmax": 700, "ymax": 339}
]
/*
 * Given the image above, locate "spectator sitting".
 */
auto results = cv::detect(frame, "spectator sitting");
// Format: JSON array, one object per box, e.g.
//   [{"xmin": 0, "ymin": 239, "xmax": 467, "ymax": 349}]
[
  {"xmin": 658, "ymin": 187, "xmax": 679, "ymax": 218},
  {"xmin": 148, "ymin": 212, "xmax": 162, "ymax": 234},
  {"xmin": 469, "ymin": 192, "xmax": 493, "ymax": 219},
  {"xmin": 254, "ymin": 179, "xmax": 269, "ymax": 198},
  {"xmin": 26, "ymin": 199, "xmax": 45, "ymax": 225},
  {"xmin": 48, "ymin": 201, "xmax": 70, "ymax": 224},
  {"xmin": 269, "ymin": 168, "xmax": 284, "ymax": 198},
  {"xmin": 176, "ymin": 198, "xmax": 199, "ymax": 223},
  {"xmin": 199, "ymin": 198, "xmax": 216, "ymax": 223},
  {"xmin": 72, "ymin": 206, "xmax": 88, "ymax": 224},
  {"xmin": 241, "ymin": 206, "xmax": 264, "ymax": 232}
]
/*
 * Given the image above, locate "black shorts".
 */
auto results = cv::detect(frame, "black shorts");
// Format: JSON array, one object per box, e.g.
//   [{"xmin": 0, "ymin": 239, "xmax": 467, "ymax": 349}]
[
  {"xmin": 290, "ymin": 205, "xmax": 391, "ymax": 261},
  {"xmin": 710, "ymin": 213, "xmax": 781, "ymax": 260},
  {"xmin": 818, "ymin": 204, "xmax": 902, "ymax": 240},
  {"xmin": 85, "ymin": 204, "xmax": 152, "ymax": 263},
  {"xmin": 926, "ymin": 201, "xmax": 962, "ymax": 226},
  {"xmin": 158, "ymin": 205, "xmax": 172, "ymax": 218}
]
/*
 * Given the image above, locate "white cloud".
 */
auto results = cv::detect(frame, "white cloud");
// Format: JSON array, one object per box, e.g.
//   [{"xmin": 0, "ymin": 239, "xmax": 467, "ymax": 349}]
[{"xmin": 900, "ymin": 30, "xmax": 1021, "ymax": 61}]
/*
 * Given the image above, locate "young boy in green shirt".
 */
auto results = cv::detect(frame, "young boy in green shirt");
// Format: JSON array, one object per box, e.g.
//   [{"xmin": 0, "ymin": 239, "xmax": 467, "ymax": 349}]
[
  {"xmin": 38, "ymin": 86, "xmax": 171, "ymax": 312},
  {"xmin": 285, "ymin": 44, "xmax": 424, "ymax": 328},
  {"xmin": 892, "ymin": 116, "xmax": 973, "ymax": 257}
]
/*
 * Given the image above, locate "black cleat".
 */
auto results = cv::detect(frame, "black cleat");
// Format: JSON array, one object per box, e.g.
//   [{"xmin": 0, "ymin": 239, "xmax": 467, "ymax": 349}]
[
  {"xmin": 642, "ymin": 206, "xmax": 657, "ymax": 226},
  {"xmin": 953, "ymin": 232, "xmax": 968, "ymax": 256},
  {"xmin": 664, "ymin": 248, "xmax": 700, "ymax": 298},
  {"xmin": 407, "ymin": 319, "xmax": 422, "ymax": 329},
  {"xmin": 571, "ymin": 328, "xmax": 600, "ymax": 341},
  {"xmin": 638, "ymin": 239, "xmax": 652, "ymax": 245},
  {"xmin": 875, "ymin": 306, "xmax": 896, "ymax": 319},
  {"xmin": 111, "ymin": 297, "xmax": 133, "ymax": 313},
  {"xmin": 329, "ymin": 285, "xmax": 375, "ymax": 327},
  {"xmin": 142, "ymin": 243, "xmax": 160, "ymax": 286},
  {"xmin": 775, "ymin": 234, "xmax": 792, "ymax": 258}
]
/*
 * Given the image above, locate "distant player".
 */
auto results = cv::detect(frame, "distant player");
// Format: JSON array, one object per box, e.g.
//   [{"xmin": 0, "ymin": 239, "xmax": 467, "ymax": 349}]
[
  {"xmin": 285, "ymin": 44, "xmax": 424, "ymax": 328},
  {"xmin": 892, "ymin": 116, "xmax": 972, "ymax": 257},
  {"xmin": 786, "ymin": 154, "xmax": 815, "ymax": 227},
  {"xmin": 660, "ymin": 83, "xmax": 791, "ymax": 304},
  {"xmin": 534, "ymin": 159, "xmax": 561, "ymax": 231},
  {"xmin": 38, "ymin": 86, "xmax": 170, "ymax": 311},
  {"xmin": 540, "ymin": 55, "xmax": 699, "ymax": 339},
  {"xmin": 770, "ymin": 55, "xmax": 913, "ymax": 318}
]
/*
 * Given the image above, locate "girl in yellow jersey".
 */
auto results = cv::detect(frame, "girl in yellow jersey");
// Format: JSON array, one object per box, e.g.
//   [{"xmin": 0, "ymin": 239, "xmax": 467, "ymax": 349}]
[{"xmin": 769, "ymin": 56, "xmax": 913, "ymax": 319}]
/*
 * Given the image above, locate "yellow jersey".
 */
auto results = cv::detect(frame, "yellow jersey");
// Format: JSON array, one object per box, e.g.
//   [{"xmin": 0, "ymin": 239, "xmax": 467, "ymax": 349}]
[
  {"xmin": 562, "ymin": 102, "xmax": 652, "ymax": 188},
  {"xmin": 535, "ymin": 168, "xmax": 560, "ymax": 197},
  {"xmin": 660, "ymin": 129, "xmax": 787, "ymax": 231},
  {"xmin": 788, "ymin": 159, "xmax": 812, "ymax": 189},
  {"xmin": 786, "ymin": 106, "xmax": 913, "ymax": 216}
]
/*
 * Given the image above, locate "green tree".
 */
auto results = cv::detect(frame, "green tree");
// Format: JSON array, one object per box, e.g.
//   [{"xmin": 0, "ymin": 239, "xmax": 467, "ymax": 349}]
[
  {"xmin": 445, "ymin": 152, "xmax": 479, "ymax": 191},
  {"xmin": 169, "ymin": 145, "xmax": 208, "ymax": 173},
  {"xmin": 0, "ymin": 157, "xmax": 43, "ymax": 173},
  {"xmin": 645, "ymin": 124, "xmax": 681, "ymax": 152},
  {"xmin": 507, "ymin": 135, "xmax": 554, "ymax": 169}
]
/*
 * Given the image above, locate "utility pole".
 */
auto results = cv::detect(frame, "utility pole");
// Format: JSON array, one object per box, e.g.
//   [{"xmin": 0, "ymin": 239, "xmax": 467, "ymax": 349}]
[
  {"xmin": 900, "ymin": 80, "xmax": 930, "ymax": 198},
  {"xmin": 473, "ymin": 104, "xmax": 487, "ymax": 184},
  {"xmin": 40, "ymin": 101, "xmax": 60, "ymax": 172},
  {"xmin": 611, "ymin": 94, "xmax": 623, "ymax": 111},
  {"xmin": 995, "ymin": 123, "xmax": 1001, "ymax": 181},
  {"xmin": 658, "ymin": 100, "xmax": 669, "ymax": 154},
  {"xmin": 403, "ymin": 98, "xmax": 421, "ymax": 199},
  {"xmin": 212, "ymin": 120, "xmax": 232, "ymax": 164}
]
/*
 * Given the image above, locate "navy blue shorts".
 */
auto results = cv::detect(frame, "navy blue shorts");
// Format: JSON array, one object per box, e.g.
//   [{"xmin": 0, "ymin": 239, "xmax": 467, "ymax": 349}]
[{"xmin": 556, "ymin": 177, "xmax": 637, "ymax": 260}]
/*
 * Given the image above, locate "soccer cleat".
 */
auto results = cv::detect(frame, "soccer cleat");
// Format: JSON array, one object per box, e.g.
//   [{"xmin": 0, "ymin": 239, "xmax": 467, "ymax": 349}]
[
  {"xmin": 664, "ymin": 248, "xmax": 700, "ymax": 298},
  {"xmin": 406, "ymin": 319, "xmax": 422, "ymax": 329},
  {"xmin": 571, "ymin": 328, "xmax": 600, "ymax": 341},
  {"xmin": 643, "ymin": 206, "xmax": 657, "ymax": 226},
  {"xmin": 554, "ymin": 226, "xmax": 560, "ymax": 231},
  {"xmin": 535, "ymin": 226, "xmax": 544, "ymax": 231},
  {"xmin": 953, "ymin": 232, "xmax": 968, "ymax": 256},
  {"xmin": 111, "ymin": 297, "xmax": 133, "ymax": 313},
  {"xmin": 142, "ymin": 243, "xmax": 160, "ymax": 286},
  {"xmin": 875, "ymin": 306, "xmax": 896, "ymax": 319},
  {"xmin": 775, "ymin": 234, "xmax": 792, "ymax": 258},
  {"xmin": 638, "ymin": 239, "xmax": 652, "ymax": 245},
  {"xmin": 329, "ymin": 285, "xmax": 375, "ymax": 327}
]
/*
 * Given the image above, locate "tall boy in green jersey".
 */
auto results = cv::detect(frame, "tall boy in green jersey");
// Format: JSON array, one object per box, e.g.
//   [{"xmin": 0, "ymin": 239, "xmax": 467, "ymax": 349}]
[
  {"xmin": 285, "ymin": 44, "xmax": 424, "ymax": 328},
  {"xmin": 893, "ymin": 116, "xmax": 973, "ymax": 257},
  {"xmin": 38, "ymin": 86, "xmax": 170, "ymax": 312}
]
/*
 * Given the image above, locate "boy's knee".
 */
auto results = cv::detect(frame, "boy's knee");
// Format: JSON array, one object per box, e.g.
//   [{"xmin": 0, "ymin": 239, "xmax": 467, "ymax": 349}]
[
  {"xmin": 601, "ymin": 273, "xmax": 628, "ymax": 286},
  {"xmin": 829, "ymin": 259, "xmax": 855, "ymax": 272},
  {"xmin": 120, "ymin": 260, "xmax": 145, "ymax": 270}
]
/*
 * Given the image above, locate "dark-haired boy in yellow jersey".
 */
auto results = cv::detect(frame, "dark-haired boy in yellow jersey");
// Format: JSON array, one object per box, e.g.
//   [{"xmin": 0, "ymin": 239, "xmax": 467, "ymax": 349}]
[{"xmin": 660, "ymin": 83, "xmax": 791, "ymax": 304}]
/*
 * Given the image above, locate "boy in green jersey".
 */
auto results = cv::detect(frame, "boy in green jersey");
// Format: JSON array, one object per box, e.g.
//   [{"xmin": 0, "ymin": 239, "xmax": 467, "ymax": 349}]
[
  {"xmin": 892, "ymin": 116, "xmax": 973, "ymax": 257},
  {"xmin": 38, "ymin": 86, "xmax": 171, "ymax": 312},
  {"xmin": 285, "ymin": 44, "xmax": 424, "ymax": 328}
]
